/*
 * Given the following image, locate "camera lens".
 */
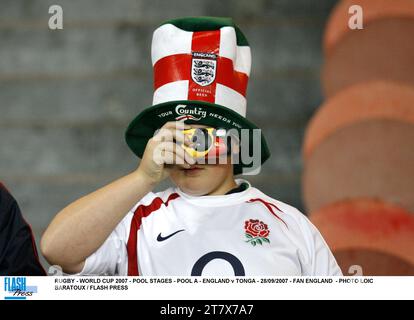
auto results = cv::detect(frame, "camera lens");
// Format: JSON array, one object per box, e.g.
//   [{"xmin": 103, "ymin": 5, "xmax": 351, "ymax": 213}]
[{"xmin": 192, "ymin": 128, "xmax": 212, "ymax": 152}]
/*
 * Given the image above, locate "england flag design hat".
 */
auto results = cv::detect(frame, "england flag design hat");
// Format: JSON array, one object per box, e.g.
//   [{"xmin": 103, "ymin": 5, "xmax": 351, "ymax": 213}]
[{"xmin": 125, "ymin": 16, "xmax": 270, "ymax": 174}]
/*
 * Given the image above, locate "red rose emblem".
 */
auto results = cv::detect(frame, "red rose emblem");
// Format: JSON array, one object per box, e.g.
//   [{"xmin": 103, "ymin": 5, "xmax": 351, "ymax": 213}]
[{"xmin": 244, "ymin": 219, "xmax": 270, "ymax": 246}]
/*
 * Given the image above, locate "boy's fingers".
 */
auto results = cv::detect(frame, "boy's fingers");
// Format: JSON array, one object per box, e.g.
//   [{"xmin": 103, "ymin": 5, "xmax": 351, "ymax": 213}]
[
  {"xmin": 154, "ymin": 142, "xmax": 195, "ymax": 165},
  {"xmin": 175, "ymin": 144, "xmax": 196, "ymax": 165},
  {"xmin": 172, "ymin": 129, "xmax": 187, "ymax": 145},
  {"xmin": 167, "ymin": 142, "xmax": 196, "ymax": 165},
  {"xmin": 163, "ymin": 121, "xmax": 192, "ymax": 130},
  {"xmin": 162, "ymin": 151, "xmax": 190, "ymax": 168},
  {"xmin": 153, "ymin": 128, "xmax": 192, "ymax": 147},
  {"xmin": 156, "ymin": 142, "xmax": 181, "ymax": 160},
  {"xmin": 153, "ymin": 128, "xmax": 180, "ymax": 143},
  {"xmin": 182, "ymin": 148, "xmax": 196, "ymax": 165},
  {"xmin": 162, "ymin": 122, "xmax": 192, "ymax": 144}
]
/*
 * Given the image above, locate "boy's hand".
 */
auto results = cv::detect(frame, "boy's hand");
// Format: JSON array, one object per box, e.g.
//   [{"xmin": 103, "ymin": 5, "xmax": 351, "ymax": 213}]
[{"xmin": 136, "ymin": 121, "xmax": 196, "ymax": 184}]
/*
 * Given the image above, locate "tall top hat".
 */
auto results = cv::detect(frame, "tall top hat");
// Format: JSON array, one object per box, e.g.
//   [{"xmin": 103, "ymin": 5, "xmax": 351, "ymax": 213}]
[{"xmin": 125, "ymin": 16, "xmax": 270, "ymax": 174}]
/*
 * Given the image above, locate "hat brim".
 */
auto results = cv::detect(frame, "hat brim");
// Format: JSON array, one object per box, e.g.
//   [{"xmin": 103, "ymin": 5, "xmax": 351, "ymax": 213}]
[{"xmin": 125, "ymin": 100, "xmax": 270, "ymax": 175}]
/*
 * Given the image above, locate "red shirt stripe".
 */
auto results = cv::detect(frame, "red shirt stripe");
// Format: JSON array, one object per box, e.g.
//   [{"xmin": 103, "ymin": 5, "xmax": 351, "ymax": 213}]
[
  {"xmin": 247, "ymin": 198, "xmax": 288, "ymax": 229},
  {"xmin": 127, "ymin": 193, "xmax": 180, "ymax": 276}
]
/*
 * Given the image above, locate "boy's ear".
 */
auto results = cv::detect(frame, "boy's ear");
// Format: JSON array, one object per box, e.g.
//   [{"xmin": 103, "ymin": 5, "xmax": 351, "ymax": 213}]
[
  {"xmin": 231, "ymin": 139, "xmax": 240, "ymax": 155},
  {"xmin": 229, "ymin": 139, "xmax": 241, "ymax": 168},
  {"xmin": 228, "ymin": 132, "xmax": 240, "ymax": 155}
]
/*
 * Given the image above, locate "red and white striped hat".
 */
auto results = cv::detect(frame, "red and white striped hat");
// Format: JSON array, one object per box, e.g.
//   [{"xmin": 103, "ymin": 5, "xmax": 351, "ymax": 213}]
[{"xmin": 125, "ymin": 17, "xmax": 270, "ymax": 174}]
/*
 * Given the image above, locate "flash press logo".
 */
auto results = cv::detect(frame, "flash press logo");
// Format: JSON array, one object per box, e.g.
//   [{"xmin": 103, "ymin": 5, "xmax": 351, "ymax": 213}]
[{"xmin": 3, "ymin": 277, "xmax": 37, "ymax": 300}]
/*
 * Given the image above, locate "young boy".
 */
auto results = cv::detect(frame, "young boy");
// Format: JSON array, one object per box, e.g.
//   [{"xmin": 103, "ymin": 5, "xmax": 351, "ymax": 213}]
[{"xmin": 41, "ymin": 17, "xmax": 342, "ymax": 276}]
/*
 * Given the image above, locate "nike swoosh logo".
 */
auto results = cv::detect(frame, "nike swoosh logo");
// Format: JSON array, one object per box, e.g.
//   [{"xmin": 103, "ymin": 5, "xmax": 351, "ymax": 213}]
[{"xmin": 157, "ymin": 229, "xmax": 185, "ymax": 242}]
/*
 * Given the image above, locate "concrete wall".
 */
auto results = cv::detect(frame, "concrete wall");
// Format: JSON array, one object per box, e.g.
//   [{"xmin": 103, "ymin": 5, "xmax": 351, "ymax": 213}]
[{"xmin": 0, "ymin": 0, "xmax": 338, "ymax": 269}]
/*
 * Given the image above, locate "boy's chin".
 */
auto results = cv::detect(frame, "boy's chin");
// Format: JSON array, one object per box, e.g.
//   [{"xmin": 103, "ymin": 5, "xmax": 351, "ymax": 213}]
[
  {"xmin": 180, "ymin": 187, "xmax": 209, "ymax": 196},
  {"xmin": 174, "ymin": 175, "xmax": 216, "ymax": 196}
]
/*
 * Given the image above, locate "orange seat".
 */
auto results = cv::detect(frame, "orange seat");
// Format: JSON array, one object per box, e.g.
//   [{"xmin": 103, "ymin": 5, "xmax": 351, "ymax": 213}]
[
  {"xmin": 311, "ymin": 199, "xmax": 414, "ymax": 276},
  {"xmin": 303, "ymin": 81, "xmax": 414, "ymax": 160},
  {"xmin": 322, "ymin": 0, "xmax": 414, "ymax": 97},
  {"xmin": 303, "ymin": 82, "xmax": 414, "ymax": 213},
  {"xmin": 324, "ymin": 0, "xmax": 414, "ymax": 56}
]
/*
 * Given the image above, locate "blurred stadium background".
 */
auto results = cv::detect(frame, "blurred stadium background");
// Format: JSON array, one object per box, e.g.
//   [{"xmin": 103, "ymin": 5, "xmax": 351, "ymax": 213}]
[{"xmin": 0, "ymin": 0, "xmax": 412, "ymax": 275}]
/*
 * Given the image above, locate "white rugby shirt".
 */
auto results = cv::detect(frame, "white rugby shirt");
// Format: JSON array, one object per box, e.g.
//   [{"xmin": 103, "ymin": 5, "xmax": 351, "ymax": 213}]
[{"xmin": 78, "ymin": 179, "xmax": 342, "ymax": 276}]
